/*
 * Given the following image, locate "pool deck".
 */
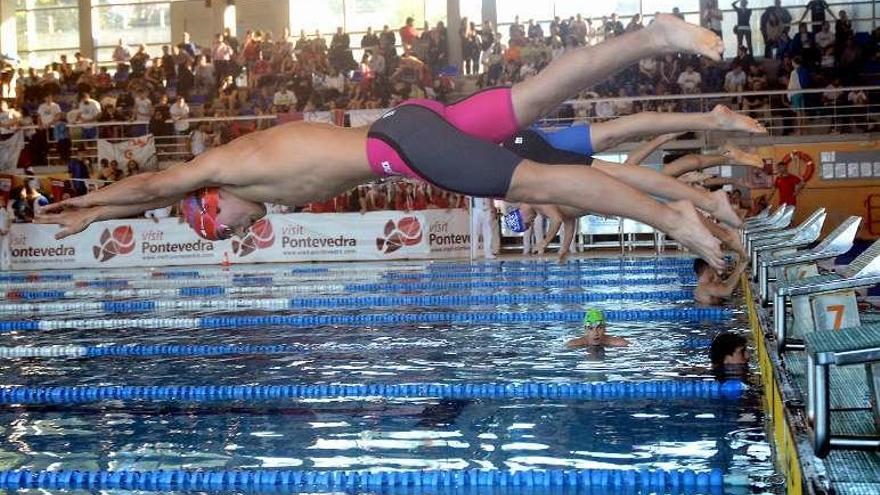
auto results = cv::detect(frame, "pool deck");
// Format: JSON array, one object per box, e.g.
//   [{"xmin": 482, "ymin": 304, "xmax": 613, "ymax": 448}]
[{"xmin": 744, "ymin": 277, "xmax": 880, "ymax": 495}]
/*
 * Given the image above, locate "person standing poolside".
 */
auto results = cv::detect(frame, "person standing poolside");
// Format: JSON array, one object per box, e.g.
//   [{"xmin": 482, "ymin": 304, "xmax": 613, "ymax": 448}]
[
  {"xmin": 38, "ymin": 15, "xmax": 730, "ymax": 270},
  {"xmin": 0, "ymin": 197, "xmax": 11, "ymax": 271},
  {"xmin": 567, "ymin": 309, "xmax": 630, "ymax": 348}
]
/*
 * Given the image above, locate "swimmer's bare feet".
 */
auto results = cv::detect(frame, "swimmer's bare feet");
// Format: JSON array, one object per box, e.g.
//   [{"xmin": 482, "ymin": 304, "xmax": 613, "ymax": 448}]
[
  {"xmin": 647, "ymin": 13, "xmax": 724, "ymax": 61},
  {"xmin": 710, "ymin": 105, "xmax": 767, "ymax": 134},
  {"xmin": 721, "ymin": 142, "xmax": 765, "ymax": 168},
  {"xmin": 665, "ymin": 200, "xmax": 724, "ymax": 270},
  {"xmin": 557, "ymin": 250, "xmax": 570, "ymax": 264},
  {"xmin": 710, "ymin": 189, "xmax": 743, "ymax": 228}
]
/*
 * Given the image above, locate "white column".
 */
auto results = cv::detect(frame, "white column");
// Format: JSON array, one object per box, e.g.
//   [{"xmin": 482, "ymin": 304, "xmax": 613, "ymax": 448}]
[
  {"xmin": 481, "ymin": 0, "xmax": 496, "ymax": 30},
  {"xmin": 446, "ymin": 0, "xmax": 461, "ymax": 68},
  {"xmin": 0, "ymin": 0, "xmax": 16, "ymax": 59},
  {"xmin": 78, "ymin": 0, "xmax": 94, "ymax": 60}
]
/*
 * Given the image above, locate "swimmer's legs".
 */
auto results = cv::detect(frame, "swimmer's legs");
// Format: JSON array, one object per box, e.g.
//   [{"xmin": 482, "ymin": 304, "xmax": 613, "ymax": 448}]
[
  {"xmin": 589, "ymin": 106, "xmax": 767, "ymax": 153},
  {"xmin": 592, "ymin": 159, "xmax": 742, "ymax": 228},
  {"xmin": 662, "ymin": 143, "xmax": 764, "ymax": 177},
  {"xmin": 506, "ymin": 160, "xmax": 724, "ymax": 269},
  {"xmin": 662, "ymin": 154, "xmax": 728, "ymax": 177},
  {"xmin": 511, "ymin": 14, "xmax": 724, "ymax": 127}
]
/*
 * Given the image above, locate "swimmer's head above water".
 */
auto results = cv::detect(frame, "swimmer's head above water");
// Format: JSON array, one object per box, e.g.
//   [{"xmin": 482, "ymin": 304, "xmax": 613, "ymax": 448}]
[{"xmin": 182, "ymin": 187, "xmax": 267, "ymax": 241}]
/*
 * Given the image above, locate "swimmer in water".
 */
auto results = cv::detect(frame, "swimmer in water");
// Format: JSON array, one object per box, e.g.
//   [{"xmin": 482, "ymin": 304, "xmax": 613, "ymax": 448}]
[
  {"xmin": 38, "ymin": 15, "xmax": 740, "ymax": 270},
  {"xmin": 566, "ymin": 309, "xmax": 630, "ymax": 348},
  {"xmin": 709, "ymin": 332, "xmax": 750, "ymax": 380},
  {"xmin": 693, "ymin": 256, "xmax": 747, "ymax": 306}
]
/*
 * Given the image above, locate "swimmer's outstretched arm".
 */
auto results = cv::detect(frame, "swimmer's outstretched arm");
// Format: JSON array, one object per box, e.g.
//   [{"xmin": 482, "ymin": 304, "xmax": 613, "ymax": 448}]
[
  {"xmin": 535, "ymin": 205, "xmax": 565, "ymax": 253},
  {"xmin": 42, "ymin": 134, "xmax": 267, "ymax": 213},
  {"xmin": 700, "ymin": 216, "xmax": 747, "ymax": 259},
  {"xmin": 35, "ymin": 199, "xmax": 174, "ymax": 239},
  {"xmin": 662, "ymin": 155, "xmax": 728, "ymax": 177},
  {"xmin": 623, "ymin": 133, "xmax": 682, "ymax": 166},
  {"xmin": 510, "ymin": 14, "xmax": 725, "ymax": 127},
  {"xmin": 557, "ymin": 217, "xmax": 578, "ymax": 263},
  {"xmin": 42, "ymin": 160, "xmax": 220, "ymax": 212},
  {"xmin": 592, "ymin": 159, "xmax": 741, "ymax": 228}
]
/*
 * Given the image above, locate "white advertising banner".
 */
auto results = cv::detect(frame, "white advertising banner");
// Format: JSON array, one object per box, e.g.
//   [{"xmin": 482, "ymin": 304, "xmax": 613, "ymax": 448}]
[
  {"xmin": 7, "ymin": 210, "xmax": 470, "ymax": 270},
  {"xmin": 0, "ymin": 131, "xmax": 24, "ymax": 171},
  {"xmin": 97, "ymin": 135, "xmax": 157, "ymax": 169}
]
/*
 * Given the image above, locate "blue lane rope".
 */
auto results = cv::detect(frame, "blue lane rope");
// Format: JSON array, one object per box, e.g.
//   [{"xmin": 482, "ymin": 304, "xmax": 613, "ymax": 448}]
[
  {"xmin": 0, "ymin": 265, "xmax": 692, "ymax": 287},
  {"xmin": 427, "ymin": 258, "xmax": 696, "ymax": 270},
  {"xmin": 1, "ymin": 271, "xmax": 690, "ymax": 293},
  {"xmin": 0, "ymin": 291, "xmax": 695, "ymax": 316},
  {"xmin": 0, "ymin": 467, "xmax": 724, "ymax": 492},
  {"xmin": 0, "ymin": 308, "xmax": 731, "ymax": 332},
  {"xmin": 384, "ymin": 267, "xmax": 694, "ymax": 280},
  {"xmin": 3, "ymin": 279, "xmax": 695, "ymax": 302},
  {"xmin": 0, "ymin": 380, "xmax": 745, "ymax": 404},
  {"xmin": 0, "ymin": 273, "xmax": 383, "ymax": 292},
  {"xmin": 0, "ymin": 344, "xmax": 306, "ymax": 359},
  {"xmin": 682, "ymin": 337, "xmax": 715, "ymax": 350},
  {"xmin": 3, "ymin": 284, "xmax": 350, "ymax": 301},
  {"xmin": 0, "ymin": 259, "xmax": 693, "ymax": 281},
  {"xmin": 345, "ymin": 276, "xmax": 691, "ymax": 293}
]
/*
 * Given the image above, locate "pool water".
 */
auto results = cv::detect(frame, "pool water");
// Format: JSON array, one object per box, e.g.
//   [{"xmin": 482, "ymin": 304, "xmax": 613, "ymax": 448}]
[{"xmin": 0, "ymin": 258, "xmax": 782, "ymax": 493}]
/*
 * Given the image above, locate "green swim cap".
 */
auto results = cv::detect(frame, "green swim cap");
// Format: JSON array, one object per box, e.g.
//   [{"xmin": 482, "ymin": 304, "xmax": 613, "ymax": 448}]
[{"xmin": 583, "ymin": 309, "xmax": 605, "ymax": 327}]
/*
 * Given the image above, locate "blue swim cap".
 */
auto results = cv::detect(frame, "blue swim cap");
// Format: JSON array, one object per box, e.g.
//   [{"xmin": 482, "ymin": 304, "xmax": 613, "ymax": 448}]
[{"xmin": 503, "ymin": 209, "xmax": 528, "ymax": 233}]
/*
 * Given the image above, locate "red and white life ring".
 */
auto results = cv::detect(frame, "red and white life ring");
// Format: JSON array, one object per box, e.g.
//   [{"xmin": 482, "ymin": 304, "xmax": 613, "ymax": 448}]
[{"xmin": 780, "ymin": 150, "xmax": 815, "ymax": 183}]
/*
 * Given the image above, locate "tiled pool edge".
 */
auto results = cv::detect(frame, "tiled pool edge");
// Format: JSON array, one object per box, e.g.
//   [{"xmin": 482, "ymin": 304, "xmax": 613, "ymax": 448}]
[{"xmin": 743, "ymin": 275, "xmax": 825, "ymax": 495}]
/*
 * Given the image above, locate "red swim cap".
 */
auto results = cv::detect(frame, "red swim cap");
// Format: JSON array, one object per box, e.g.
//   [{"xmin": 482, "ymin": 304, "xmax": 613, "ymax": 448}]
[{"xmin": 182, "ymin": 187, "xmax": 221, "ymax": 241}]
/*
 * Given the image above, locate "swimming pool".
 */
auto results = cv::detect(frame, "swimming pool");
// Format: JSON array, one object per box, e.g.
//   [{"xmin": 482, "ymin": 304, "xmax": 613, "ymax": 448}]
[{"xmin": 0, "ymin": 257, "xmax": 781, "ymax": 493}]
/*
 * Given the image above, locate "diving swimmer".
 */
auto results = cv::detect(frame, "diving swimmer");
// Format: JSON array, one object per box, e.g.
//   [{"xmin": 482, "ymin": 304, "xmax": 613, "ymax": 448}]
[
  {"xmin": 503, "ymin": 128, "xmax": 764, "ymax": 262},
  {"xmin": 39, "ymin": 15, "xmax": 734, "ymax": 269}
]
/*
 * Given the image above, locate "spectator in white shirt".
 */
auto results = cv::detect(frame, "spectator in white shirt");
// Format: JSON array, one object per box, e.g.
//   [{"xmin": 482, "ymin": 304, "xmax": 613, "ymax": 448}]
[
  {"xmin": 73, "ymin": 52, "xmax": 93, "ymax": 74},
  {"xmin": 724, "ymin": 62, "xmax": 747, "ymax": 93},
  {"xmin": 170, "ymin": 95, "xmax": 190, "ymax": 134},
  {"xmin": 77, "ymin": 92, "xmax": 101, "ymax": 140},
  {"xmin": 112, "ymin": 39, "xmax": 131, "ymax": 65},
  {"xmin": 815, "ymin": 21, "xmax": 834, "ymax": 50},
  {"xmin": 37, "ymin": 94, "xmax": 61, "ymax": 129},
  {"xmin": 211, "ymin": 33, "xmax": 234, "ymax": 79},
  {"xmin": 0, "ymin": 100, "xmax": 21, "ymax": 138},
  {"xmin": 134, "ymin": 91, "xmax": 153, "ymax": 122},
  {"xmin": 273, "ymin": 85, "xmax": 297, "ymax": 113},
  {"xmin": 677, "ymin": 64, "xmax": 702, "ymax": 94},
  {"xmin": 368, "ymin": 51, "xmax": 386, "ymax": 76},
  {"xmin": 471, "ymin": 197, "xmax": 498, "ymax": 259}
]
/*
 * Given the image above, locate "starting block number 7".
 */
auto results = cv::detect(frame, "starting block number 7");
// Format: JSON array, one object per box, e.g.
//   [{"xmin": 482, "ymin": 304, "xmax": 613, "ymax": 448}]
[{"xmin": 811, "ymin": 291, "xmax": 860, "ymax": 332}]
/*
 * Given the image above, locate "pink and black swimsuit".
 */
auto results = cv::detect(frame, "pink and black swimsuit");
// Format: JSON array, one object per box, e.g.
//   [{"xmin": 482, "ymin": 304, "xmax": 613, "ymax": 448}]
[{"xmin": 366, "ymin": 87, "xmax": 523, "ymax": 197}]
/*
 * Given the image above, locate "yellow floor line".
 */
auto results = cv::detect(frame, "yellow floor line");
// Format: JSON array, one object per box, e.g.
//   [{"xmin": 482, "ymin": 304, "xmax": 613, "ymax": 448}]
[{"xmin": 742, "ymin": 275, "xmax": 803, "ymax": 495}]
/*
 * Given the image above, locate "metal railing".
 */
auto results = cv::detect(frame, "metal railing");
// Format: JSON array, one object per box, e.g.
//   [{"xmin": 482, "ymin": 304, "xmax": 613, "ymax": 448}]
[{"xmin": 4, "ymin": 84, "xmax": 878, "ymax": 171}]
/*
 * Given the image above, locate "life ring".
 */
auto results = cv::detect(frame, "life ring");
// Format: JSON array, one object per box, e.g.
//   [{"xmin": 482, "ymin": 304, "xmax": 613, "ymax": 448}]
[{"xmin": 780, "ymin": 150, "xmax": 815, "ymax": 183}]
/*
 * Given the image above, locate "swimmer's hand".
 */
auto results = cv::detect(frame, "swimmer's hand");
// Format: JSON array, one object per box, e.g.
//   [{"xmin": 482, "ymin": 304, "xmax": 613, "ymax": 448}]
[
  {"xmin": 39, "ymin": 195, "xmax": 95, "ymax": 215},
  {"xmin": 665, "ymin": 200, "xmax": 725, "ymax": 271},
  {"xmin": 34, "ymin": 206, "xmax": 99, "ymax": 239}
]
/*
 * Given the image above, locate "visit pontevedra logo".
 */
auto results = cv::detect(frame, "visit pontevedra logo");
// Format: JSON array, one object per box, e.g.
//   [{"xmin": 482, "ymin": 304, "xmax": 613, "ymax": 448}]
[
  {"xmin": 377, "ymin": 216, "xmax": 422, "ymax": 254},
  {"xmin": 93, "ymin": 225, "xmax": 135, "ymax": 261},
  {"xmin": 232, "ymin": 218, "xmax": 275, "ymax": 257}
]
